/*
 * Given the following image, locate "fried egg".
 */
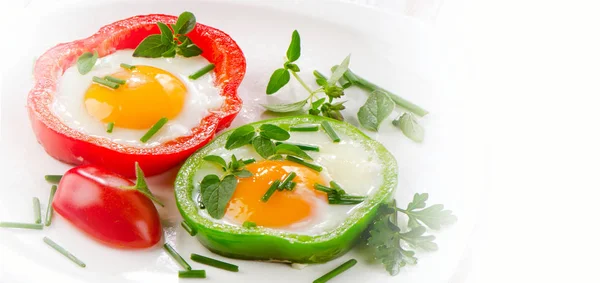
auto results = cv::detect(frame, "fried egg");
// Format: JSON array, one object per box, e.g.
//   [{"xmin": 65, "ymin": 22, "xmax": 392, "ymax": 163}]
[
  {"xmin": 192, "ymin": 130, "xmax": 384, "ymax": 235},
  {"xmin": 52, "ymin": 50, "xmax": 223, "ymax": 147}
]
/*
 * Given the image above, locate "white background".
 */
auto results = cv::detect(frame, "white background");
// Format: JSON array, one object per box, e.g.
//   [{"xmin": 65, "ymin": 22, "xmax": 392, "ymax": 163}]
[{"xmin": 1, "ymin": 0, "xmax": 599, "ymax": 282}]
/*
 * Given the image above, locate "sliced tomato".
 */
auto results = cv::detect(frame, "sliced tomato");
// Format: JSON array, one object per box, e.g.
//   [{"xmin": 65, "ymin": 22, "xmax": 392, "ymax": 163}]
[
  {"xmin": 53, "ymin": 165, "xmax": 162, "ymax": 249},
  {"xmin": 28, "ymin": 14, "xmax": 246, "ymax": 177}
]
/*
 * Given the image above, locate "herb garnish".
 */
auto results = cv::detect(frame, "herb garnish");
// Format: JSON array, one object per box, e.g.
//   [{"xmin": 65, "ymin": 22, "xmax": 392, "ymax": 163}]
[
  {"xmin": 189, "ymin": 63, "xmax": 215, "ymax": 80},
  {"xmin": 314, "ymin": 182, "xmax": 366, "ymax": 205},
  {"xmin": 33, "ymin": 197, "xmax": 41, "ymax": 224},
  {"xmin": 190, "ymin": 253, "xmax": 239, "ymax": 272},
  {"xmin": 43, "ymin": 237, "xmax": 86, "ymax": 268},
  {"xmin": 120, "ymin": 63, "xmax": 135, "ymax": 70},
  {"xmin": 76, "ymin": 51, "xmax": 98, "ymax": 75},
  {"xmin": 133, "ymin": 12, "xmax": 202, "ymax": 58},
  {"xmin": 0, "ymin": 222, "xmax": 43, "ymax": 230},
  {"xmin": 44, "ymin": 185, "xmax": 57, "ymax": 226},
  {"xmin": 178, "ymin": 270, "xmax": 206, "ymax": 278},
  {"xmin": 393, "ymin": 113, "xmax": 424, "ymax": 143},
  {"xmin": 243, "ymin": 221, "xmax": 257, "ymax": 228},
  {"xmin": 44, "ymin": 175, "xmax": 62, "ymax": 183},
  {"xmin": 313, "ymin": 258, "xmax": 357, "ymax": 283},
  {"xmin": 164, "ymin": 243, "xmax": 192, "ymax": 270},
  {"xmin": 120, "ymin": 162, "xmax": 164, "ymax": 207},
  {"xmin": 260, "ymin": 180, "xmax": 281, "ymax": 202},
  {"xmin": 106, "ymin": 122, "xmax": 115, "ymax": 133},
  {"xmin": 140, "ymin": 117, "xmax": 168, "ymax": 143},
  {"xmin": 92, "ymin": 76, "xmax": 120, "ymax": 89}
]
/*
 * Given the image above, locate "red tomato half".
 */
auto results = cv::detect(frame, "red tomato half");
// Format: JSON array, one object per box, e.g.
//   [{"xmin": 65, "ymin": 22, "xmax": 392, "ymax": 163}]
[
  {"xmin": 28, "ymin": 14, "xmax": 246, "ymax": 177},
  {"xmin": 53, "ymin": 165, "xmax": 162, "ymax": 249}
]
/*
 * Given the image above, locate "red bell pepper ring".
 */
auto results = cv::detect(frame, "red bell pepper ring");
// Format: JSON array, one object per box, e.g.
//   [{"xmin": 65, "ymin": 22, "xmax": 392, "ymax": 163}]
[
  {"xmin": 53, "ymin": 165, "xmax": 162, "ymax": 249},
  {"xmin": 28, "ymin": 14, "xmax": 246, "ymax": 177}
]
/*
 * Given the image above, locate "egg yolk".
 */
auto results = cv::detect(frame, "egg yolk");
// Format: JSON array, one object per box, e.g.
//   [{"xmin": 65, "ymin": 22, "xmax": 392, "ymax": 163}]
[
  {"xmin": 84, "ymin": 66, "xmax": 186, "ymax": 129},
  {"xmin": 225, "ymin": 160, "xmax": 328, "ymax": 228}
]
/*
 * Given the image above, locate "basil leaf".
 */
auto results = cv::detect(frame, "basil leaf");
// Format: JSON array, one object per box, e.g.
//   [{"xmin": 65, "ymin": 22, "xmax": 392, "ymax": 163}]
[
  {"xmin": 76, "ymin": 51, "xmax": 98, "ymax": 75},
  {"xmin": 232, "ymin": 169, "xmax": 252, "ymax": 178},
  {"xmin": 173, "ymin": 11, "xmax": 196, "ymax": 35},
  {"xmin": 203, "ymin": 155, "xmax": 227, "ymax": 170},
  {"xmin": 162, "ymin": 45, "xmax": 177, "ymax": 58},
  {"xmin": 156, "ymin": 22, "xmax": 173, "ymax": 45},
  {"xmin": 259, "ymin": 124, "xmax": 290, "ymax": 141},
  {"xmin": 133, "ymin": 34, "xmax": 172, "ymax": 58},
  {"xmin": 274, "ymin": 144, "xmax": 313, "ymax": 161},
  {"xmin": 266, "ymin": 68, "xmax": 290, "ymax": 95},
  {"xmin": 225, "ymin": 125, "xmax": 256, "ymax": 150},
  {"xmin": 201, "ymin": 174, "xmax": 237, "ymax": 219},
  {"xmin": 328, "ymin": 54, "xmax": 351, "ymax": 85},
  {"xmin": 357, "ymin": 90, "xmax": 394, "ymax": 131},
  {"xmin": 177, "ymin": 36, "xmax": 203, "ymax": 57},
  {"xmin": 286, "ymin": 30, "xmax": 301, "ymax": 62},
  {"xmin": 200, "ymin": 174, "xmax": 220, "ymax": 195},
  {"xmin": 393, "ymin": 113, "xmax": 424, "ymax": 143},
  {"xmin": 261, "ymin": 99, "xmax": 307, "ymax": 113},
  {"xmin": 252, "ymin": 136, "xmax": 276, "ymax": 159}
]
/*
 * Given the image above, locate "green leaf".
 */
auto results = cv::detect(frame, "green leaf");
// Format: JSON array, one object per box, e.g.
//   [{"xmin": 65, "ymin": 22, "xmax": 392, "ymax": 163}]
[
  {"xmin": 284, "ymin": 62, "xmax": 300, "ymax": 72},
  {"xmin": 172, "ymin": 11, "xmax": 196, "ymax": 35},
  {"xmin": 252, "ymin": 136, "xmax": 276, "ymax": 159},
  {"xmin": 76, "ymin": 51, "xmax": 98, "ymax": 75},
  {"xmin": 200, "ymin": 174, "xmax": 220, "ymax": 195},
  {"xmin": 201, "ymin": 174, "xmax": 237, "ymax": 219},
  {"xmin": 121, "ymin": 162, "xmax": 164, "ymax": 207},
  {"xmin": 393, "ymin": 113, "xmax": 424, "ymax": 143},
  {"xmin": 286, "ymin": 30, "xmax": 301, "ymax": 62},
  {"xmin": 156, "ymin": 22, "xmax": 173, "ymax": 45},
  {"xmin": 259, "ymin": 124, "xmax": 290, "ymax": 141},
  {"xmin": 177, "ymin": 36, "xmax": 203, "ymax": 57},
  {"xmin": 312, "ymin": 98, "xmax": 326, "ymax": 110},
  {"xmin": 266, "ymin": 68, "xmax": 290, "ymax": 95},
  {"xmin": 407, "ymin": 193, "xmax": 428, "ymax": 211},
  {"xmin": 133, "ymin": 34, "xmax": 172, "ymax": 58},
  {"xmin": 225, "ymin": 125, "xmax": 255, "ymax": 150},
  {"xmin": 232, "ymin": 169, "xmax": 252, "ymax": 178},
  {"xmin": 274, "ymin": 144, "xmax": 313, "ymax": 161},
  {"xmin": 328, "ymin": 54, "xmax": 351, "ymax": 85},
  {"xmin": 162, "ymin": 45, "xmax": 177, "ymax": 58},
  {"xmin": 261, "ymin": 99, "xmax": 307, "ymax": 113},
  {"xmin": 408, "ymin": 204, "xmax": 457, "ymax": 230},
  {"xmin": 203, "ymin": 155, "xmax": 227, "ymax": 170},
  {"xmin": 399, "ymin": 226, "xmax": 438, "ymax": 251},
  {"xmin": 357, "ymin": 90, "xmax": 394, "ymax": 131}
]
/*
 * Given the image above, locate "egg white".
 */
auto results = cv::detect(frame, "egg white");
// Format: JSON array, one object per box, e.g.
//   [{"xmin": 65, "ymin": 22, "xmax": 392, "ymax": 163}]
[
  {"xmin": 192, "ymin": 130, "xmax": 384, "ymax": 235},
  {"xmin": 52, "ymin": 49, "xmax": 223, "ymax": 148}
]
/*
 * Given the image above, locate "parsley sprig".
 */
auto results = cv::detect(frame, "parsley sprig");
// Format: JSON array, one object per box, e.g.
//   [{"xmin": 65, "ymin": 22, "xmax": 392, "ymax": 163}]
[
  {"xmin": 366, "ymin": 194, "xmax": 457, "ymax": 275},
  {"xmin": 133, "ymin": 12, "xmax": 202, "ymax": 58}
]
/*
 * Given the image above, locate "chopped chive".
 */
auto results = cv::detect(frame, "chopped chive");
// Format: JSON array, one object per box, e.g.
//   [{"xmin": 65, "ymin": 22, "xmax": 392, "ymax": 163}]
[
  {"xmin": 43, "ymin": 237, "xmax": 86, "ymax": 268},
  {"xmin": 260, "ymin": 180, "xmax": 281, "ymax": 202},
  {"xmin": 327, "ymin": 195, "xmax": 366, "ymax": 205},
  {"xmin": 33, "ymin": 197, "xmax": 41, "ymax": 224},
  {"xmin": 329, "ymin": 181, "xmax": 346, "ymax": 194},
  {"xmin": 104, "ymin": 76, "xmax": 126, "ymax": 85},
  {"xmin": 106, "ymin": 122, "xmax": 114, "ymax": 133},
  {"xmin": 243, "ymin": 221, "xmax": 257, "ymax": 228},
  {"xmin": 314, "ymin": 184, "xmax": 334, "ymax": 194},
  {"xmin": 290, "ymin": 124, "xmax": 319, "ymax": 132},
  {"xmin": 92, "ymin": 76, "xmax": 120, "ymax": 89},
  {"xmin": 45, "ymin": 185, "xmax": 57, "ymax": 227},
  {"xmin": 242, "ymin": 158, "xmax": 256, "ymax": 165},
  {"xmin": 0, "ymin": 222, "xmax": 43, "ymax": 230},
  {"xmin": 331, "ymin": 66, "xmax": 352, "ymax": 88},
  {"xmin": 164, "ymin": 243, "xmax": 192, "ymax": 271},
  {"xmin": 278, "ymin": 172, "xmax": 296, "ymax": 191},
  {"xmin": 181, "ymin": 221, "xmax": 197, "ymax": 236},
  {"xmin": 120, "ymin": 63, "xmax": 135, "ymax": 70},
  {"xmin": 275, "ymin": 142, "xmax": 320, "ymax": 152},
  {"xmin": 321, "ymin": 121, "xmax": 340, "ymax": 143},
  {"xmin": 190, "ymin": 253, "xmax": 239, "ymax": 272},
  {"xmin": 44, "ymin": 175, "xmax": 62, "ymax": 184},
  {"xmin": 189, "ymin": 63, "xmax": 215, "ymax": 80},
  {"xmin": 313, "ymin": 259, "xmax": 357, "ymax": 283},
  {"xmin": 140, "ymin": 117, "xmax": 168, "ymax": 143},
  {"xmin": 285, "ymin": 156, "xmax": 323, "ymax": 172},
  {"xmin": 286, "ymin": 181, "xmax": 297, "ymax": 191},
  {"xmin": 178, "ymin": 270, "xmax": 206, "ymax": 278}
]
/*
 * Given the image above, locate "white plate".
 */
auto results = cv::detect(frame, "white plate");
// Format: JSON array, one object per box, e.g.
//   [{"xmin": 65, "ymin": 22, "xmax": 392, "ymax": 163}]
[{"xmin": 0, "ymin": 1, "xmax": 481, "ymax": 282}]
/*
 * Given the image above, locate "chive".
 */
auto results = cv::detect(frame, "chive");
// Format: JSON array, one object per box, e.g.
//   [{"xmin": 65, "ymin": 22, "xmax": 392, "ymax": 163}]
[
  {"xmin": 260, "ymin": 180, "xmax": 281, "ymax": 202},
  {"xmin": 189, "ymin": 63, "xmax": 215, "ymax": 80},
  {"xmin": 243, "ymin": 221, "xmax": 257, "ymax": 228},
  {"xmin": 190, "ymin": 253, "xmax": 239, "ymax": 272},
  {"xmin": 328, "ymin": 195, "xmax": 365, "ymax": 205},
  {"xmin": 278, "ymin": 172, "xmax": 296, "ymax": 191},
  {"xmin": 120, "ymin": 63, "xmax": 135, "ymax": 70},
  {"xmin": 43, "ymin": 237, "xmax": 86, "ymax": 267},
  {"xmin": 33, "ymin": 197, "xmax": 41, "ymax": 224},
  {"xmin": 242, "ymin": 158, "xmax": 256, "ymax": 165},
  {"xmin": 164, "ymin": 243, "xmax": 192, "ymax": 270},
  {"xmin": 286, "ymin": 181, "xmax": 297, "ymax": 191},
  {"xmin": 275, "ymin": 142, "xmax": 319, "ymax": 152},
  {"xmin": 140, "ymin": 117, "xmax": 168, "ymax": 143},
  {"xmin": 330, "ymin": 66, "xmax": 352, "ymax": 88},
  {"xmin": 285, "ymin": 156, "xmax": 323, "ymax": 172},
  {"xmin": 45, "ymin": 185, "xmax": 57, "ymax": 226},
  {"xmin": 0, "ymin": 222, "xmax": 43, "ymax": 230},
  {"xmin": 106, "ymin": 122, "xmax": 115, "ymax": 133},
  {"xmin": 314, "ymin": 184, "xmax": 333, "ymax": 194},
  {"xmin": 181, "ymin": 221, "xmax": 197, "ymax": 236},
  {"xmin": 321, "ymin": 121, "xmax": 340, "ymax": 143},
  {"xmin": 313, "ymin": 259, "xmax": 357, "ymax": 283},
  {"xmin": 92, "ymin": 76, "xmax": 120, "ymax": 89},
  {"xmin": 178, "ymin": 270, "xmax": 206, "ymax": 278},
  {"xmin": 290, "ymin": 124, "xmax": 319, "ymax": 132},
  {"xmin": 329, "ymin": 181, "xmax": 346, "ymax": 194},
  {"xmin": 104, "ymin": 75, "xmax": 126, "ymax": 85},
  {"xmin": 44, "ymin": 175, "xmax": 62, "ymax": 184}
]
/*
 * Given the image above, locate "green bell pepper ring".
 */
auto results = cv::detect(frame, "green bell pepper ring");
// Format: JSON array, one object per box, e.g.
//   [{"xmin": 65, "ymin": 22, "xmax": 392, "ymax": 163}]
[{"xmin": 174, "ymin": 115, "xmax": 398, "ymax": 263}]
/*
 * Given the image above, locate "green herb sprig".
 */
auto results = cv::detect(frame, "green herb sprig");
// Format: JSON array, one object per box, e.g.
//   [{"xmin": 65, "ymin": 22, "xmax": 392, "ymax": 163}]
[
  {"xmin": 133, "ymin": 12, "xmax": 202, "ymax": 58},
  {"xmin": 76, "ymin": 51, "xmax": 98, "ymax": 75},
  {"xmin": 314, "ymin": 182, "xmax": 366, "ymax": 205},
  {"xmin": 366, "ymin": 194, "xmax": 457, "ymax": 275},
  {"xmin": 120, "ymin": 163, "xmax": 164, "ymax": 207}
]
